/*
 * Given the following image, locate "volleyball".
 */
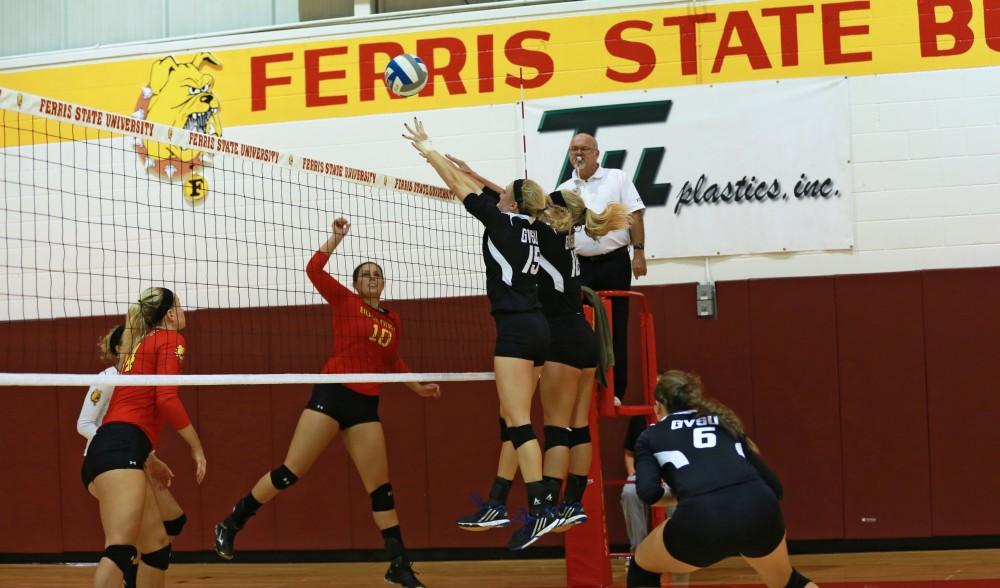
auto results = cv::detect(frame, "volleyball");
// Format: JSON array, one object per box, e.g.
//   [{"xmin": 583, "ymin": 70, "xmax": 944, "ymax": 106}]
[{"xmin": 384, "ymin": 53, "xmax": 428, "ymax": 97}]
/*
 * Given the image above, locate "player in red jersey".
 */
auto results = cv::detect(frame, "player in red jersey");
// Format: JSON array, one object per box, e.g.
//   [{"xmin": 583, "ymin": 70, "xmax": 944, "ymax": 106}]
[
  {"xmin": 215, "ymin": 218, "xmax": 440, "ymax": 588},
  {"xmin": 78, "ymin": 324, "xmax": 189, "ymax": 588},
  {"xmin": 81, "ymin": 287, "xmax": 206, "ymax": 588}
]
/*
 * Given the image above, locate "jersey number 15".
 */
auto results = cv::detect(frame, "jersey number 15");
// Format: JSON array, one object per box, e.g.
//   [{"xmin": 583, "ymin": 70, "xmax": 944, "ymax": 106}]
[{"xmin": 522, "ymin": 245, "xmax": 541, "ymax": 275}]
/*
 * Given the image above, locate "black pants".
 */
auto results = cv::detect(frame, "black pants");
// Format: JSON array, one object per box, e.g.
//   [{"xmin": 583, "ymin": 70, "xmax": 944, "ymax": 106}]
[{"xmin": 579, "ymin": 246, "xmax": 631, "ymax": 400}]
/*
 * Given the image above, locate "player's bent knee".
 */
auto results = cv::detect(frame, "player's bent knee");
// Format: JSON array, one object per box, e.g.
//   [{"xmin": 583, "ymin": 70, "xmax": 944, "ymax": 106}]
[
  {"xmin": 270, "ymin": 464, "xmax": 299, "ymax": 490},
  {"xmin": 370, "ymin": 483, "xmax": 395, "ymax": 512},
  {"xmin": 543, "ymin": 425, "xmax": 570, "ymax": 450},
  {"xmin": 104, "ymin": 544, "xmax": 137, "ymax": 576},
  {"xmin": 569, "ymin": 426, "xmax": 591, "ymax": 447},
  {"xmin": 786, "ymin": 568, "xmax": 812, "ymax": 588},
  {"xmin": 507, "ymin": 424, "xmax": 536, "ymax": 449},
  {"xmin": 140, "ymin": 544, "xmax": 171, "ymax": 571},
  {"xmin": 163, "ymin": 513, "xmax": 187, "ymax": 537}
]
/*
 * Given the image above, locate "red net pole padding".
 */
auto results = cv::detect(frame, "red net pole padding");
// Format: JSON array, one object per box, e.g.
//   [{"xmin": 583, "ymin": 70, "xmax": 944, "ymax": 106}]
[
  {"xmin": 564, "ymin": 383, "xmax": 613, "ymax": 587},
  {"xmin": 565, "ymin": 303, "xmax": 613, "ymax": 587},
  {"xmin": 565, "ymin": 291, "xmax": 662, "ymax": 587}
]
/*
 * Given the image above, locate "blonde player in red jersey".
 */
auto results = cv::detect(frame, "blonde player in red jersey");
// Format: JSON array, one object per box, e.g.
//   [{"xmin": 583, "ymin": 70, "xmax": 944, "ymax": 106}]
[
  {"xmin": 77, "ymin": 323, "xmax": 189, "ymax": 588},
  {"xmin": 81, "ymin": 287, "xmax": 206, "ymax": 588},
  {"xmin": 214, "ymin": 218, "xmax": 439, "ymax": 588}
]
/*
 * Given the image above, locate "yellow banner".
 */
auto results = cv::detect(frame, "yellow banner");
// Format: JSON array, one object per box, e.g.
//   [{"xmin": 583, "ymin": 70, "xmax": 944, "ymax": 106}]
[{"xmin": 1, "ymin": 0, "xmax": 998, "ymax": 129}]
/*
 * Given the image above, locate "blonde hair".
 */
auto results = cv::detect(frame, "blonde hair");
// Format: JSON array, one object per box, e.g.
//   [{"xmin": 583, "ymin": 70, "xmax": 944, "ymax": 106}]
[
  {"xmin": 119, "ymin": 287, "xmax": 174, "ymax": 359},
  {"xmin": 518, "ymin": 181, "xmax": 631, "ymax": 235},
  {"xmin": 654, "ymin": 370, "xmax": 745, "ymax": 439},
  {"xmin": 97, "ymin": 324, "xmax": 125, "ymax": 364}
]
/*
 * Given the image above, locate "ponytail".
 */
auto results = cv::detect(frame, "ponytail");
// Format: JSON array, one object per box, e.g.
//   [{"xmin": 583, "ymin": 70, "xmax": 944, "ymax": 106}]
[
  {"xmin": 513, "ymin": 179, "xmax": 632, "ymax": 236},
  {"xmin": 538, "ymin": 188, "xmax": 631, "ymax": 236},
  {"xmin": 654, "ymin": 370, "xmax": 745, "ymax": 439},
  {"xmin": 118, "ymin": 287, "xmax": 174, "ymax": 362}
]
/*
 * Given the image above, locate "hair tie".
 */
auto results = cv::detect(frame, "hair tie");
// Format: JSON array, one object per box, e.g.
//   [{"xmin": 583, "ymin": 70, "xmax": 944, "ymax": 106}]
[{"xmin": 513, "ymin": 179, "xmax": 525, "ymax": 210}]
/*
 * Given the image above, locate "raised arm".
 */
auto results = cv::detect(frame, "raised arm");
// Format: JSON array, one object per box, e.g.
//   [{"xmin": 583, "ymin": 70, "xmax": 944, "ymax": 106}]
[
  {"xmin": 306, "ymin": 218, "xmax": 354, "ymax": 304},
  {"xmin": 319, "ymin": 217, "xmax": 350, "ymax": 254},
  {"xmin": 403, "ymin": 119, "xmax": 483, "ymax": 201}
]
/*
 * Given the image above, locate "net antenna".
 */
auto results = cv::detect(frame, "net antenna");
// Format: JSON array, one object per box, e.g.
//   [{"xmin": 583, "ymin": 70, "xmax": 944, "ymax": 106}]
[{"xmin": 0, "ymin": 87, "xmax": 494, "ymax": 387}]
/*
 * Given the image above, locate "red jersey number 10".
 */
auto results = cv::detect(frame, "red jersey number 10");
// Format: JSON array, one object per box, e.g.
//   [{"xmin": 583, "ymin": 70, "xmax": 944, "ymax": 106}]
[{"xmin": 369, "ymin": 323, "xmax": 393, "ymax": 347}]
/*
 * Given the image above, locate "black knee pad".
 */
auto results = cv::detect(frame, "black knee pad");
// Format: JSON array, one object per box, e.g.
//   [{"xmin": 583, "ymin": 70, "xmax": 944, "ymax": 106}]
[
  {"xmin": 499, "ymin": 417, "xmax": 510, "ymax": 442},
  {"xmin": 163, "ymin": 513, "xmax": 187, "ymax": 537},
  {"xmin": 786, "ymin": 568, "xmax": 811, "ymax": 588},
  {"xmin": 543, "ymin": 425, "xmax": 570, "ymax": 450},
  {"xmin": 270, "ymin": 464, "xmax": 299, "ymax": 490},
  {"xmin": 370, "ymin": 483, "xmax": 395, "ymax": 512},
  {"xmin": 569, "ymin": 426, "xmax": 591, "ymax": 447},
  {"xmin": 507, "ymin": 424, "xmax": 536, "ymax": 449},
  {"xmin": 140, "ymin": 543, "xmax": 172, "ymax": 571},
  {"xmin": 104, "ymin": 544, "xmax": 137, "ymax": 577},
  {"xmin": 626, "ymin": 557, "xmax": 661, "ymax": 588}
]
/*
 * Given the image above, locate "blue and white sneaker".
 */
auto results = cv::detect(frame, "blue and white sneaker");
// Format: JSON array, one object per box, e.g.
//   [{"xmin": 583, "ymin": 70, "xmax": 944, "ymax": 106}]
[
  {"xmin": 552, "ymin": 501, "xmax": 588, "ymax": 532},
  {"xmin": 456, "ymin": 502, "xmax": 511, "ymax": 531},
  {"xmin": 507, "ymin": 508, "xmax": 561, "ymax": 550}
]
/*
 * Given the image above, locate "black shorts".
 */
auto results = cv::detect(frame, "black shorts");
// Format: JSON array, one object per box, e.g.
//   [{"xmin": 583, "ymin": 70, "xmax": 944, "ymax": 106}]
[
  {"xmin": 663, "ymin": 480, "xmax": 785, "ymax": 568},
  {"xmin": 307, "ymin": 383, "xmax": 380, "ymax": 429},
  {"xmin": 545, "ymin": 313, "xmax": 598, "ymax": 370},
  {"xmin": 494, "ymin": 310, "xmax": 550, "ymax": 366},
  {"xmin": 81, "ymin": 422, "xmax": 152, "ymax": 488}
]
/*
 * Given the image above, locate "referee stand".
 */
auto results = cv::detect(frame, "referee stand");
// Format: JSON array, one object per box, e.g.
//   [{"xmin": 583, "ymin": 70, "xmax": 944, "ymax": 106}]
[{"xmin": 566, "ymin": 291, "xmax": 666, "ymax": 587}]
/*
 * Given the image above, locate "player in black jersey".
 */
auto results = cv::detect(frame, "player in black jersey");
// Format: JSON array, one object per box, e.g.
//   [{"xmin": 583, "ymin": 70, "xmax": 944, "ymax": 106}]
[
  {"xmin": 406, "ymin": 119, "xmax": 571, "ymax": 550},
  {"xmin": 439, "ymin": 155, "xmax": 630, "ymax": 537},
  {"xmin": 627, "ymin": 370, "xmax": 819, "ymax": 588}
]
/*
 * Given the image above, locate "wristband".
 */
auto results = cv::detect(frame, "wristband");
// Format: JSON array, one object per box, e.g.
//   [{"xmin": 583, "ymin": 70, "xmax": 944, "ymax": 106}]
[{"xmin": 632, "ymin": 243, "xmax": 645, "ymax": 250}]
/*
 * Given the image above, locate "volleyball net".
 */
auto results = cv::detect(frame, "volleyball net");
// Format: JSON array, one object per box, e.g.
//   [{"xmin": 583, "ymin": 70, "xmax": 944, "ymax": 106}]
[{"xmin": 0, "ymin": 87, "xmax": 494, "ymax": 386}]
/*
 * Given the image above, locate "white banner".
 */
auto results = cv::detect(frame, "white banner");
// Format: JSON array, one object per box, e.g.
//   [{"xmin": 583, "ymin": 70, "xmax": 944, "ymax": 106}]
[{"xmin": 524, "ymin": 77, "xmax": 853, "ymax": 259}]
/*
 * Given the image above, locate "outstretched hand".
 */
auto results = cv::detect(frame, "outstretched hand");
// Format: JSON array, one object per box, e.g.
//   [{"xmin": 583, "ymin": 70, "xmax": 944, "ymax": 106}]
[
  {"xmin": 402, "ymin": 118, "xmax": 431, "ymax": 155},
  {"xmin": 332, "ymin": 217, "xmax": 351, "ymax": 237}
]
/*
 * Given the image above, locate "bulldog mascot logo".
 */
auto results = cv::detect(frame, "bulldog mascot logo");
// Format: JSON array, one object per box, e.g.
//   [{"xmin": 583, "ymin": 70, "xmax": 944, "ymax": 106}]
[{"xmin": 132, "ymin": 52, "xmax": 222, "ymax": 201}]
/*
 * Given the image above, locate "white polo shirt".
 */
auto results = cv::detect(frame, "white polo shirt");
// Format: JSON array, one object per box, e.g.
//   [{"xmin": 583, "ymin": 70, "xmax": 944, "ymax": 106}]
[{"xmin": 557, "ymin": 166, "xmax": 645, "ymax": 257}]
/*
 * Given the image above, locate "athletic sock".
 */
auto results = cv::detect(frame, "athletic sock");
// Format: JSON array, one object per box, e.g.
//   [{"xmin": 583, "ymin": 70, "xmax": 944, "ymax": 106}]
[
  {"xmin": 563, "ymin": 473, "xmax": 588, "ymax": 504},
  {"xmin": 487, "ymin": 476, "xmax": 512, "ymax": 506},
  {"xmin": 225, "ymin": 492, "xmax": 262, "ymax": 529},
  {"xmin": 381, "ymin": 525, "xmax": 405, "ymax": 560},
  {"xmin": 542, "ymin": 475, "xmax": 562, "ymax": 507}
]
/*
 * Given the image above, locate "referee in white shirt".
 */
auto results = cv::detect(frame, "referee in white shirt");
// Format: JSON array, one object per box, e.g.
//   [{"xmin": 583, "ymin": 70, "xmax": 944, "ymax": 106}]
[{"xmin": 557, "ymin": 132, "xmax": 646, "ymax": 403}]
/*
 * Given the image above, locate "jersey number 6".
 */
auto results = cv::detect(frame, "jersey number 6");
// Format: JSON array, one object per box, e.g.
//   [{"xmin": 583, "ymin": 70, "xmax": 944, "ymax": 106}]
[{"xmin": 693, "ymin": 426, "xmax": 717, "ymax": 448}]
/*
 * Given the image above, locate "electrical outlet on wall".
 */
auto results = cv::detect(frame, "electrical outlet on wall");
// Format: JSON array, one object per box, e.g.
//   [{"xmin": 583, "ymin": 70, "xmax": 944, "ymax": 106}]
[{"xmin": 696, "ymin": 283, "xmax": 716, "ymax": 318}]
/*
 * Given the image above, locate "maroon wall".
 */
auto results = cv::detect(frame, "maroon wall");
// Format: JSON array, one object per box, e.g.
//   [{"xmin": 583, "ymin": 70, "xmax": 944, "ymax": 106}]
[{"xmin": 1, "ymin": 266, "xmax": 999, "ymax": 554}]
